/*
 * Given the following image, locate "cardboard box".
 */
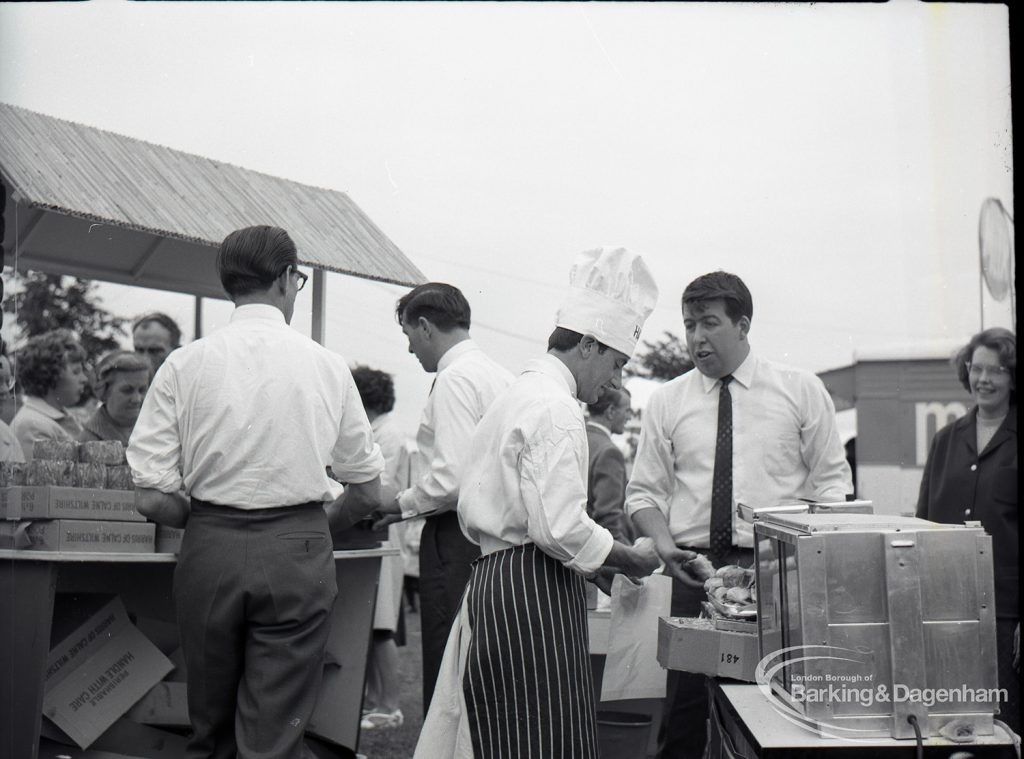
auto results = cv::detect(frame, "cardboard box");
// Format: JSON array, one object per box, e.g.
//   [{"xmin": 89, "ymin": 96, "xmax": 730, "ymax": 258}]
[
  {"xmin": 125, "ymin": 681, "xmax": 189, "ymax": 727},
  {"xmin": 1, "ymin": 486, "xmax": 142, "ymax": 522},
  {"xmin": 154, "ymin": 525, "xmax": 184, "ymax": 554},
  {"xmin": 43, "ymin": 597, "xmax": 174, "ymax": 748},
  {"xmin": 42, "ymin": 716, "xmax": 190, "ymax": 758},
  {"xmin": 39, "ymin": 735, "xmax": 150, "ymax": 759},
  {"xmin": 0, "ymin": 519, "xmax": 155, "ymax": 553},
  {"xmin": 657, "ymin": 616, "xmax": 759, "ymax": 682}
]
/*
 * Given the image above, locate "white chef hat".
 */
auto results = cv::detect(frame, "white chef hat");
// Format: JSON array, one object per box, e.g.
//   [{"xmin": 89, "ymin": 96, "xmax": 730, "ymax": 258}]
[{"xmin": 554, "ymin": 247, "xmax": 659, "ymax": 357}]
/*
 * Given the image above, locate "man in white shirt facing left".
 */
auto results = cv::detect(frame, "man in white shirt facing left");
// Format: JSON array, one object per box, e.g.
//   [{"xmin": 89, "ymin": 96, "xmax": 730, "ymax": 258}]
[
  {"xmin": 128, "ymin": 225, "xmax": 384, "ymax": 759},
  {"xmin": 626, "ymin": 270, "xmax": 852, "ymax": 759},
  {"xmin": 415, "ymin": 248, "xmax": 661, "ymax": 759},
  {"xmin": 374, "ymin": 282, "xmax": 513, "ymax": 712}
]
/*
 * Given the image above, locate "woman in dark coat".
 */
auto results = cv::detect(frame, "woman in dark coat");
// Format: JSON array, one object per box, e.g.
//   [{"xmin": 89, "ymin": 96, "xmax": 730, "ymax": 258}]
[{"xmin": 917, "ymin": 327, "xmax": 1017, "ymax": 733}]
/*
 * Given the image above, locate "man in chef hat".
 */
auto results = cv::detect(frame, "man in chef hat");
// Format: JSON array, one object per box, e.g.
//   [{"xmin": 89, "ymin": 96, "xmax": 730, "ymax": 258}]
[{"xmin": 414, "ymin": 247, "xmax": 663, "ymax": 759}]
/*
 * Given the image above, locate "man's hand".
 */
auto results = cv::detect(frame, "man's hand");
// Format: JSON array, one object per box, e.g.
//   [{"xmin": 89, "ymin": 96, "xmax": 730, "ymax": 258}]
[
  {"xmin": 372, "ymin": 512, "xmax": 403, "ymax": 531},
  {"xmin": 590, "ymin": 567, "xmax": 616, "ymax": 596},
  {"xmin": 604, "ymin": 538, "xmax": 660, "ymax": 580},
  {"xmin": 658, "ymin": 546, "xmax": 705, "ymax": 588},
  {"xmin": 325, "ymin": 477, "xmax": 382, "ymax": 539},
  {"xmin": 630, "ymin": 507, "xmax": 705, "ymax": 588},
  {"xmin": 626, "ymin": 537, "xmax": 661, "ymax": 578},
  {"xmin": 371, "ymin": 493, "xmax": 402, "ymax": 531},
  {"xmin": 135, "ymin": 488, "xmax": 190, "ymax": 528}
]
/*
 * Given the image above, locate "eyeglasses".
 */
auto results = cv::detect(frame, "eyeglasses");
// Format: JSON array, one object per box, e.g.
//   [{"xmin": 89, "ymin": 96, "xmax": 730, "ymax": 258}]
[
  {"xmin": 967, "ymin": 363, "xmax": 1010, "ymax": 379},
  {"xmin": 292, "ymin": 268, "xmax": 308, "ymax": 292}
]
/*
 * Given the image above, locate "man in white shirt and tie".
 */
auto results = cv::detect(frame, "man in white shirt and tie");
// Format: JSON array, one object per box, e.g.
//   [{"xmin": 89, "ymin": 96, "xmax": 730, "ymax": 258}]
[
  {"xmin": 129, "ymin": 225, "xmax": 384, "ymax": 759},
  {"xmin": 626, "ymin": 270, "xmax": 852, "ymax": 759},
  {"xmin": 374, "ymin": 282, "xmax": 513, "ymax": 712},
  {"xmin": 415, "ymin": 247, "xmax": 662, "ymax": 759}
]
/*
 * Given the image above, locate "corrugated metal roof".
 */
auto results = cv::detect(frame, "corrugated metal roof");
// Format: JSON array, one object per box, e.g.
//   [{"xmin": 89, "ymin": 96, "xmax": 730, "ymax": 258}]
[{"xmin": 0, "ymin": 102, "xmax": 425, "ymax": 296}]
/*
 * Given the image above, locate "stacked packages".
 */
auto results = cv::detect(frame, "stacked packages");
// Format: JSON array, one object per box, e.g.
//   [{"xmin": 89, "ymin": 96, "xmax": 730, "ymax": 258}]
[{"xmin": 0, "ymin": 440, "xmax": 155, "ymax": 552}]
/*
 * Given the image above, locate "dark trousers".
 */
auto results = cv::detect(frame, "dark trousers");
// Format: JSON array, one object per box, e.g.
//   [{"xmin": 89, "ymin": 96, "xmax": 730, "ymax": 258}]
[
  {"xmin": 658, "ymin": 546, "xmax": 754, "ymax": 759},
  {"xmin": 175, "ymin": 500, "xmax": 338, "ymax": 759},
  {"xmin": 419, "ymin": 510, "xmax": 481, "ymax": 712}
]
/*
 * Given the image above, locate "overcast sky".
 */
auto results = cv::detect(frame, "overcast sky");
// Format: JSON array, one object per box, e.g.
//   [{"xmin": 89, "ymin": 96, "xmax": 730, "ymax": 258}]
[{"xmin": 0, "ymin": 1, "xmax": 1013, "ymax": 435}]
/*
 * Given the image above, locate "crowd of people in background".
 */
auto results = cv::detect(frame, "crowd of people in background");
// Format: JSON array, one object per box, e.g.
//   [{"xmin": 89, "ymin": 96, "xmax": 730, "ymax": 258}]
[
  {"xmin": 0, "ymin": 226, "xmax": 1016, "ymax": 756},
  {"xmin": 0, "ymin": 313, "xmax": 180, "ymax": 462}
]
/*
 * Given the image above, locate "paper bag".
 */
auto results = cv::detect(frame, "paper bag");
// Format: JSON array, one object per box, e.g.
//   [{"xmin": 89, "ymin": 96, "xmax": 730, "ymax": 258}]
[{"xmin": 600, "ymin": 573, "xmax": 672, "ymax": 702}]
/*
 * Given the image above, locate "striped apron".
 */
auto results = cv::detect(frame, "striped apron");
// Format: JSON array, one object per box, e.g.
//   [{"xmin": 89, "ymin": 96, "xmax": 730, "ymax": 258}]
[{"xmin": 415, "ymin": 543, "xmax": 599, "ymax": 758}]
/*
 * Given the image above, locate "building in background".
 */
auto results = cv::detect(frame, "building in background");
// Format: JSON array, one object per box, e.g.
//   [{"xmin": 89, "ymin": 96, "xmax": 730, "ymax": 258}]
[{"xmin": 818, "ymin": 339, "xmax": 971, "ymax": 516}]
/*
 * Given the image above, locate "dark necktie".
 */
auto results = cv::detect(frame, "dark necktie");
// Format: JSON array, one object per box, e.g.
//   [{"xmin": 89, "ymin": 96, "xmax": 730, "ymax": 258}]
[{"xmin": 709, "ymin": 375, "xmax": 734, "ymax": 565}]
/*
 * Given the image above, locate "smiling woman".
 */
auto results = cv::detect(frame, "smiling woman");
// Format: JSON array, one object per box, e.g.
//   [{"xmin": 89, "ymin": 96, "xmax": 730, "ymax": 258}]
[{"xmin": 916, "ymin": 327, "xmax": 1018, "ymax": 734}]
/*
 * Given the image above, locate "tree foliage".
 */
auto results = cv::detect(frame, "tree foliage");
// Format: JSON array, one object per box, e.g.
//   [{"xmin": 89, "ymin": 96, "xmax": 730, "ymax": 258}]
[
  {"xmin": 2, "ymin": 271, "xmax": 128, "ymax": 360},
  {"xmin": 627, "ymin": 330, "xmax": 694, "ymax": 381}
]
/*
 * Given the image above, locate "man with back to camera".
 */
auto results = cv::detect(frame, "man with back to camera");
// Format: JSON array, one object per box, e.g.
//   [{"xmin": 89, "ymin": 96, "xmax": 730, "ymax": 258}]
[
  {"xmin": 128, "ymin": 225, "xmax": 384, "ymax": 759},
  {"xmin": 373, "ymin": 282, "xmax": 513, "ymax": 712},
  {"xmin": 626, "ymin": 270, "xmax": 852, "ymax": 759},
  {"xmin": 133, "ymin": 311, "xmax": 181, "ymax": 372},
  {"xmin": 585, "ymin": 386, "xmax": 634, "ymax": 543}
]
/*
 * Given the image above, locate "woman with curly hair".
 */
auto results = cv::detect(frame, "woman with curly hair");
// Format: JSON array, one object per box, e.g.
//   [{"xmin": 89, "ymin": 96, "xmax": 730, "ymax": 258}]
[
  {"xmin": 79, "ymin": 350, "xmax": 151, "ymax": 446},
  {"xmin": 11, "ymin": 329, "xmax": 89, "ymax": 459},
  {"xmin": 917, "ymin": 327, "xmax": 1017, "ymax": 733}
]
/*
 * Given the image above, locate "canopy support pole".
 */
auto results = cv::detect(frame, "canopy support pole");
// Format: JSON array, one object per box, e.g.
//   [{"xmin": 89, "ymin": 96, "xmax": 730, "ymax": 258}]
[
  {"xmin": 312, "ymin": 269, "xmax": 325, "ymax": 345},
  {"xmin": 194, "ymin": 296, "xmax": 203, "ymax": 340}
]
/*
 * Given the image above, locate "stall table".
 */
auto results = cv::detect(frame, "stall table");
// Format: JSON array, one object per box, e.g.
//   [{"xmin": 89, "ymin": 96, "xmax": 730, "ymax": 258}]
[
  {"xmin": 1, "ymin": 547, "xmax": 396, "ymax": 759},
  {"xmin": 710, "ymin": 682, "xmax": 1019, "ymax": 759}
]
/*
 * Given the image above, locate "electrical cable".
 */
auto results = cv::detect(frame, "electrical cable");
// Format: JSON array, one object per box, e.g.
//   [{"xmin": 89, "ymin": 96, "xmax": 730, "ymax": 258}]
[
  {"xmin": 909, "ymin": 708, "xmax": 925, "ymax": 757},
  {"xmin": 993, "ymin": 719, "xmax": 1021, "ymax": 758}
]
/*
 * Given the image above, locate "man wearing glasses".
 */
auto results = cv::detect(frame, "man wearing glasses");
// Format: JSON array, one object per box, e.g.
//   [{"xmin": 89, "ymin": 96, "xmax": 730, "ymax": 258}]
[
  {"xmin": 132, "ymin": 312, "xmax": 182, "ymax": 372},
  {"xmin": 128, "ymin": 225, "xmax": 383, "ymax": 759}
]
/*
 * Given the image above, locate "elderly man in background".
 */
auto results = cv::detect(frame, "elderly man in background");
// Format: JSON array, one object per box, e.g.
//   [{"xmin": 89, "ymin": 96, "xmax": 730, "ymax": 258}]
[
  {"xmin": 585, "ymin": 385, "xmax": 634, "ymax": 544},
  {"xmin": 627, "ymin": 270, "xmax": 852, "ymax": 759},
  {"xmin": 132, "ymin": 311, "xmax": 181, "ymax": 372},
  {"xmin": 128, "ymin": 225, "xmax": 384, "ymax": 759},
  {"xmin": 374, "ymin": 282, "xmax": 513, "ymax": 712}
]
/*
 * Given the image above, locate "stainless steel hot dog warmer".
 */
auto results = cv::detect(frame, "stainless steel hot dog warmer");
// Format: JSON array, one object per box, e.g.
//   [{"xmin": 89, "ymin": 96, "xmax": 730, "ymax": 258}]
[{"xmin": 754, "ymin": 512, "xmax": 999, "ymax": 739}]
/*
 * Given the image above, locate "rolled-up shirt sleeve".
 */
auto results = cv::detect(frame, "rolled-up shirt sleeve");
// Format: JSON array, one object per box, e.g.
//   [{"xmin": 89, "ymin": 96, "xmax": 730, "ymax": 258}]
[
  {"xmin": 625, "ymin": 391, "xmax": 675, "ymax": 519},
  {"xmin": 798, "ymin": 377, "xmax": 853, "ymax": 501},
  {"xmin": 520, "ymin": 412, "xmax": 614, "ymax": 576},
  {"xmin": 329, "ymin": 371, "xmax": 385, "ymax": 484},
  {"xmin": 398, "ymin": 374, "xmax": 478, "ymax": 516},
  {"xmin": 127, "ymin": 365, "xmax": 184, "ymax": 494}
]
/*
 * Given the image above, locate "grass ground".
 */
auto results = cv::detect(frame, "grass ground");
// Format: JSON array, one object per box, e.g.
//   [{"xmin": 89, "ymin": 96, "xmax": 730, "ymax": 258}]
[{"xmin": 357, "ymin": 605, "xmax": 425, "ymax": 759}]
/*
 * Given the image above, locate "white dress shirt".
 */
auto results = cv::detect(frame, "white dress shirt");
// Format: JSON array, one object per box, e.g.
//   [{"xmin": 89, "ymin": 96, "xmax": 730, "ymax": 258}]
[
  {"xmin": 458, "ymin": 355, "xmax": 615, "ymax": 576},
  {"xmin": 128, "ymin": 304, "xmax": 384, "ymax": 508},
  {"xmin": 371, "ymin": 412, "xmax": 408, "ymax": 497},
  {"xmin": 625, "ymin": 352, "xmax": 852, "ymax": 548},
  {"xmin": 397, "ymin": 339, "xmax": 513, "ymax": 518}
]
